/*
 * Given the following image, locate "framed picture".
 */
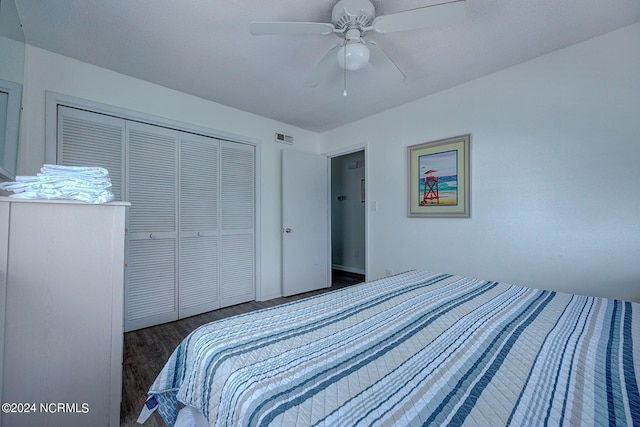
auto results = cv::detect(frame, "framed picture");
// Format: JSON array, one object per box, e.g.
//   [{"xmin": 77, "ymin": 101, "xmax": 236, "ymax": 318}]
[{"xmin": 408, "ymin": 134, "xmax": 470, "ymax": 218}]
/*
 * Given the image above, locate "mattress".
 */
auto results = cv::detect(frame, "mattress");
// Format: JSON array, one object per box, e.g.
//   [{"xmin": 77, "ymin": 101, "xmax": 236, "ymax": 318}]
[{"xmin": 140, "ymin": 271, "xmax": 640, "ymax": 426}]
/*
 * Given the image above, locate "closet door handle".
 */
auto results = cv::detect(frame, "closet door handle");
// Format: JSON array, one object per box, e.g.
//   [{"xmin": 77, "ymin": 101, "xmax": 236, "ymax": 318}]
[
  {"xmin": 197, "ymin": 231, "xmax": 204, "ymax": 237},
  {"xmin": 149, "ymin": 233, "xmax": 157, "ymax": 239}
]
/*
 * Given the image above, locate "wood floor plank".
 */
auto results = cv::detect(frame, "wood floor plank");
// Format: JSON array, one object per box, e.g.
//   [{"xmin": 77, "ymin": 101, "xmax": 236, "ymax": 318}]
[{"xmin": 120, "ymin": 271, "xmax": 364, "ymax": 426}]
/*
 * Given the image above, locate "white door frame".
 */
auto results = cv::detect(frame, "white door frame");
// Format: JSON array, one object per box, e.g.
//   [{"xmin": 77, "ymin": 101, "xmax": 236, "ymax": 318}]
[{"xmin": 323, "ymin": 142, "xmax": 369, "ymax": 280}]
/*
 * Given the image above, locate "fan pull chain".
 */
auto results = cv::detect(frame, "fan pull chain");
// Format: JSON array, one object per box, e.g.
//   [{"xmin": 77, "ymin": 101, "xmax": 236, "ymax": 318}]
[{"xmin": 343, "ymin": 40, "xmax": 348, "ymax": 97}]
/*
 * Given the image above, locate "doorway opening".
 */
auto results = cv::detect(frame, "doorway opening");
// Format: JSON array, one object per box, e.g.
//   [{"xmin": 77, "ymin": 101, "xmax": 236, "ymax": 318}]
[{"xmin": 330, "ymin": 149, "xmax": 366, "ymax": 286}]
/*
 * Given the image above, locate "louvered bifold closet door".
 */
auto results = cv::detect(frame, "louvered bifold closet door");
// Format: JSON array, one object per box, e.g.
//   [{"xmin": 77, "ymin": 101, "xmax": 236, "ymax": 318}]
[
  {"xmin": 220, "ymin": 141, "xmax": 255, "ymax": 307},
  {"xmin": 178, "ymin": 133, "xmax": 220, "ymax": 318},
  {"xmin": 125, "ymin": 122, "xmax": 178, "ymax": 332},
  {"xmin": 57, "ymin": 106, "xmax": 125, "ymax": 200}
]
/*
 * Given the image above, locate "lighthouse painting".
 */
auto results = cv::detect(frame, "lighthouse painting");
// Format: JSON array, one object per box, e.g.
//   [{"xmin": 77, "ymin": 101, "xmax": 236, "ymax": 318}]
[{"xmin": 418, "ymin": 150, "xmax": 458, "ymax": 206}]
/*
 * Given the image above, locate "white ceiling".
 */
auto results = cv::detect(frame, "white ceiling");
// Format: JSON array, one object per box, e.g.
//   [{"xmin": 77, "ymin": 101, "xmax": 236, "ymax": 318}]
[{"xmin": 12, "ymin": 0, "xmax": 640, "ymax": 132}]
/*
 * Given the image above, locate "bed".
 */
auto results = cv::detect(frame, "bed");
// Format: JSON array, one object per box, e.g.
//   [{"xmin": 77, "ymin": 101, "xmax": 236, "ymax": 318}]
[{"xmin": 139, "ymin": 271, "xmax": 640, "ymax": 426}]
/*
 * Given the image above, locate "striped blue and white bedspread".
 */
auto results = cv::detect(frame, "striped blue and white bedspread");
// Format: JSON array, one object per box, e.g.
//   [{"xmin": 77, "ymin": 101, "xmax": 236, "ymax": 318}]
[{"xmin": 143, "ymin": 271, "xmax": 640, "ymax": 426}]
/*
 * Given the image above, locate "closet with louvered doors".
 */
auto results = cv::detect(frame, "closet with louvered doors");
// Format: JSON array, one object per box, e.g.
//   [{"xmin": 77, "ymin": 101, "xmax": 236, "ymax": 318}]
[{"xmin": 55, "ymin": 106, "xmax": 256, "ymax": 332}]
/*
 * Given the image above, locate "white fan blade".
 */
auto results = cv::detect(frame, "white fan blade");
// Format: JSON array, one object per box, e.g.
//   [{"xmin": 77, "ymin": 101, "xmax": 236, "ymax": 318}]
[
  {"xmin": 367, "ymin": 42, "xmax": 406, "ymax": 82},
  {"xmin": 304, "ymin": 43, "xmax": 343, "ymax": 87},
  {"xmin": 250, "ymin": 22, "xmax": 335, "ymax": 36},
  {"xmin": 372, "ymin": 0, "xmax": 466, "ymax": 33}
]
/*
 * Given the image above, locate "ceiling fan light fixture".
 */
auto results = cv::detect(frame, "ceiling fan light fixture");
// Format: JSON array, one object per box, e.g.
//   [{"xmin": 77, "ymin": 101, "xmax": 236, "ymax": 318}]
[{"xmin": 336, "ymin": 42, "xmax": 370, "ymax": 71}]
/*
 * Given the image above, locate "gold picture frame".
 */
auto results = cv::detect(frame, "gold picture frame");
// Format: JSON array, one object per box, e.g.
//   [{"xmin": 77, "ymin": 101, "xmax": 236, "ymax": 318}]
[{"xmin": 408, "ymin": 134, "xmax": 471, "ymax": 218}]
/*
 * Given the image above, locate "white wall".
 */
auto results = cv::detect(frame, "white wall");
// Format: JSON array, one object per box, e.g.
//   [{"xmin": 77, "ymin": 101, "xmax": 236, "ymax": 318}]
[
  {"xmin": 19, "ymin": 45, "xmax": 321, "ymax": 301},
  {"xmin": 321, "ymin": 23, "xmax": 640, "ymax": 302},
  {"xmin": 0, "ymin": 36, "xmax": 24, "ymax": 84}
]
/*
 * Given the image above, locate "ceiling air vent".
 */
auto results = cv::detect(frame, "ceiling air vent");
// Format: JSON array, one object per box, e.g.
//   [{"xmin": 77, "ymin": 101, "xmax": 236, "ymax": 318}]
[{"xmin": 275, "ymin": 132, "xmax": 293, "ymax": 145}]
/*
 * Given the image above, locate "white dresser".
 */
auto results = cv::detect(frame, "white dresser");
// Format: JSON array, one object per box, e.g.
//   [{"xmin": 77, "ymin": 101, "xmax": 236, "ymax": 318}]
[{"xmin": 0, "ymin": 197, "xmax": 128, "ymax": 426}]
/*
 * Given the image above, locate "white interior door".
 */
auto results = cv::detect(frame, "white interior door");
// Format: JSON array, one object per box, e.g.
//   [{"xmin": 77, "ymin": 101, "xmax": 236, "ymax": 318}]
[
  {"xmin": 125, "ymin": 121, "xmax": 179, "ymax": 331},
  {"xmin": 282, "ymin": 149, "xmax": 330, "ymax": 296},
  {"xmin": 220, "ymin": 141, "xmax": 256, "ymax": 306},
  {"xmin": 178, "ymin": 133, "xmax": 220, "ymax": 318}
]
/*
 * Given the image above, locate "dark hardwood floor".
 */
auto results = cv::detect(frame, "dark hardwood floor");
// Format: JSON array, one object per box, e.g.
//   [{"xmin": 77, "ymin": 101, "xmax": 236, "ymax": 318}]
[{"xmin": 121, "ymin": 270, "xmax": 365, "ymax": 426}]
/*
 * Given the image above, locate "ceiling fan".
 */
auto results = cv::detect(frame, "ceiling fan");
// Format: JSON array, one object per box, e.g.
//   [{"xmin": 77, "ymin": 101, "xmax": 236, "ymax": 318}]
[{"xmin": 250, "ymin": 0, "xmax": 466, "ymax": 92}]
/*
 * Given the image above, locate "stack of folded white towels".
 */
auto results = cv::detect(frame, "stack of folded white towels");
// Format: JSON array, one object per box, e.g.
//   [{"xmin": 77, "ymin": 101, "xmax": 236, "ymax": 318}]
[{"xmin": 0, "ymin": 164, "xmax": 115, "ymax": 204}]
